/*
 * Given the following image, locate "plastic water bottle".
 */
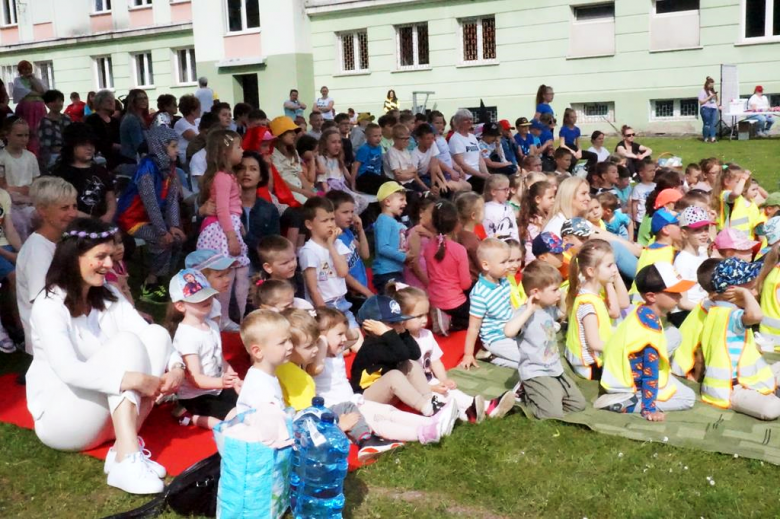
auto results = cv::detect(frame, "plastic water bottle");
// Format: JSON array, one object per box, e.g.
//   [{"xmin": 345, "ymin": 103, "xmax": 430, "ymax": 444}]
[
  {"xmin": 293, "ymin": 412, "xmax": 350, "ymax": 519},
  {"xmin": 291, "ymin": 396, "xmax": 328, "ymax": 509}
]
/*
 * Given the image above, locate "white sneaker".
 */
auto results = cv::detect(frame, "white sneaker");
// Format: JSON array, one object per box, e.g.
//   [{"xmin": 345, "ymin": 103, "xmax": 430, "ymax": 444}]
[
  {"xmin": 434, "ymin": 400, "xmax": 459, "ymax": 438},
  {"xmin": 221, "ymin": 319, "xmax": 241, "ymax": 332},
  {"xmin": 107, "ymin": 452, "xmax": 164, "ymax": 494},
  {"xmin": 104, "ymin": 438, "xmax": 167, "ymax": 478}
]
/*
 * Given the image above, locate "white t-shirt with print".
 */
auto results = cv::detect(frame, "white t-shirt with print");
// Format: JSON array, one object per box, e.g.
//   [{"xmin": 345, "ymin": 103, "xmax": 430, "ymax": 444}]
[
  {"xmin": 411, "ymin": 144, "xmax": 439, "ymax": 176},
  {"xmin": 298, "ymin": 239, "xmax": 351, "ymax": 303},
  {"xmin": 413, "ymin": 329, "xmax": 444, "ymax": 383},
  {"xmin": 313, "ymin": 353, "xmax": 357, "ymax": 407},
  {"xmin": 483, "ymin": 201, "xmax": 520, "ymax": 241},
  {"xmin": 0, "ymin": 148, "xmax": 40, "ymax": 188},
  {"xmin": 315, "ymin": 97, "xmax": 335, "ymax": 119},
  {"xmin": 173, "ymin": 321, "xmax": 224, "ymax": 400},
  {"xmin": 630, "ymin": 182, "xmax": 655, "ymax": 223},
  {"xmin": 674, "ymin": 249, "xmax": 709, "ymax": 304},
  {"xmin": 448, "ymin": 132, "xmax": 480, "ymax": 179},
  {"xmin": 237, "ymin": 366, "xmax": 285, "ymax": 412},
  {"xmin": 384, "ymin": 146, "xmax": 414, "ymax": 181}
]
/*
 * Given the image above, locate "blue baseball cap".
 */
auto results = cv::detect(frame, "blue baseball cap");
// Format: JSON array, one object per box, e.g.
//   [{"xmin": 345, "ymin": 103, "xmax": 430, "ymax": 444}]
[
  {"xmin": 357, "ymin": 295, "xmax": 410, "ymax": 324},
  {"xmin": 530, "ymin": 119, "xmax": 546, "ymax": 131},
  {"xmin": 711, "ymin": 257, "xmax": 763, "ymax": 293},
  {"xmin": 532, "ymin": 232, "xmax": 567, "ymax": 257},
  {"xmin": 185, "ymin": 249, "xmax": 236, "ymax": 271},
  {"xmin": 651, "ymin": 208, "xmax": 680, "ymax": 235}
]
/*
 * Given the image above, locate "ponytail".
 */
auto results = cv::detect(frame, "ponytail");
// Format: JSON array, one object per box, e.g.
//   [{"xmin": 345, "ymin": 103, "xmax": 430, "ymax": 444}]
[
  {"xmin": 565, "ymin": 239, "xmax": 612, "ymax": 315},
  {"xmin": 566, "ymin": 254, "xmax": 582, "ymax": 316},
  {"xmin": 434, "ymin": 233, "xmax": 447, "ymax": 262},
  {"xmin": 431, "ymin": 200, "xmax": 459, "ymax": 262}
]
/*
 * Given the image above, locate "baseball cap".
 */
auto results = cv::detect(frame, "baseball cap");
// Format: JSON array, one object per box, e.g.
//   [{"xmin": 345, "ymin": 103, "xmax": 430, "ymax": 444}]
[
  {"xmin": 530, "ymin": 119, "xmax": 546, "ymax": 131},
  {"xmin": 760, "ymin": 192, "xmax": 780, "ymax": 208},
  {"xmin": 756, "ymin": 85, "xmax": 764, "ymax": 93},
  {"xmin": 482, "ymin": 122, "xmax": 501, "ymax": 137},
  {"xmin": 169, "ymin": 268, "xmax": 219, "ymax": 303},
  {"xmin": 498, "ymin": 119, "xmax": 514, "ymax": 132},
  {"xmin": 532, "ymin": 232, "xmax": 567, "ymax": 257},
  {"xmin": 515, "ymin": 117, "xmax": 532, "ymax": 127},
  {"xmin": 711, "ymin": 257, "xmax": 762, "ymax": 293},
  {"xmin": 560, "ymin": 217, "xmax": 592, "ymax": 238},
  {"xmin": 185, "ymin": 249, "xmax": 236, "ymax": 271},
  {"xmin": 376, "ymin": 181, "xmax": 406, "ymax": 202},
  {"xmin": 714, "ymin": 228, "xmax": 759, "ymax": 251},
  {"xmin": 262, "ymin": 131, "xmax": 275, "ymax": 142},
  {"xmin": 635, "ymin": 263, "xmax": 696, "ymax": 294},
  {"xmin": 651, "ymin": 208, "xmax": 680, "ymax": 235},
  {"xmin": 654, "ymin": 188, "xmax": 683, "ymax": 210},
  {"xmin": 357, "ymin": 295, "xmax": 410, "ymax": 324},
  {"xmin": 357, "ymin": 112, "xmax": 375, "ymax": 123},
  {"xmin": 763, "ymin": 216, "xmax": 780, "ymax": 246},
  {"xmin": 678, "ymin": 206, "xmax": 713, "ymax": 229}
]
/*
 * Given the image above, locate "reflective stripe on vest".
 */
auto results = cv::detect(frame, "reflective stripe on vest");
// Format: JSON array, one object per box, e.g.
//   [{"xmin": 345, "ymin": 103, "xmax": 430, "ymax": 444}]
[
  {"xmin": 700, "ymin": 305, "xmax": 776, "ymax": 408},
  {"xmin": 671, "ymin": 301, "xmax": 709, "ymax": 377},
  {"xmin": 759, "ymin": 265, "xmax": 780, "ymax": 337},
  {"xmin": 601, "ymin": 306, "xmax": 677, "ymax": 402},
  {"xmin": 565, "ymin": 293, "xmax": 612, "ymax": 379},
  {"xmin": 630, "ymin": 246, "xmax": 676, "ymax": 295},
  {"xmin": 718, "ymin": 196, "xmax": 753, "ymax": 234}
]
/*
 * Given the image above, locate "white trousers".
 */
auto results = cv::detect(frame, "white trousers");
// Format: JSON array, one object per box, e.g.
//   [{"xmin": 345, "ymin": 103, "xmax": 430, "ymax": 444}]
[{"xmin": 33, "ymin": 325, "xmax": 171, "ymax": 452}]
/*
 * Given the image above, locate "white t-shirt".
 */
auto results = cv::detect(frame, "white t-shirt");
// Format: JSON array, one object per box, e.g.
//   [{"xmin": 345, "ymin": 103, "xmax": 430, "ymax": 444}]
[
  {"xmin": 174, "ymin": 118, "xmax": 199, "ymax": 164},
  {"xmin": 748, "ymin": 94, "xmax": 770, "ymax": 112},
  {"xmin": 174, "ymin": 321, "xmax": 224, "ymax": 400},
  {"xmin": 17, "ymin": 232, "xmax": 56, "ymax": 354},
  {"xmin": 190, "ymin": 148, "xmax": 207, "ymax": 178},
  {"xmin": 316, "ymin": 156, "xmax": 344, "ymax": 183},
  {"xmin": 313, "ymin": 354, "xmax": 356, "ymax": 407},
  {"xmin": 237, "ymin": 366, "xmax": 285, "ymax": 412},
  {"xmin": 587, "ymin": 146, "xmax": 611, "ymax": 163},
  {"xmin": 315, "ymin": 97, "xmax": 335, "ymax": 120},
  {"xmin": 195, "ymin": 87, "xmax": 214, "ymax": 114},
  {"xmin": 412, "ymin": 329, "xmax": 444, "ymax": 384},
  {"xmin": 384, "ymin": 146, "xmax": 414, "ymax": 181},
  {"xmin": 0, "ymin": 148, "xmax": 40, "ymax": 188},
  {"xmin": 483, "ymin": 201, "xmax": 520, "ymax": 241},
  {"xmin": 448, "ymin": 132, "xmax": 480, "ymax": 179},
  {"xmin": 630, "ymin": 182, "xmax": 656, "ymax": 223},
  {"xmin": 674, "ymin": 249, "xmax": 709, "ymax": 304},
  {"xmin": 435, "ymin": 135, "xmax": 454, "ymax": 169},
  {"xmin": 411, "ymin": 144, "xmax": 439, "ymax": 176},
  {"xmin": 298, "ymin": 239, "xmax": 351, "ymax": 303}
]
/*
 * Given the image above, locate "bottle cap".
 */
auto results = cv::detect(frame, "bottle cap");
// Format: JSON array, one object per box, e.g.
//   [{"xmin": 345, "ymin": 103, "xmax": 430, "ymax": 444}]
[
  {"xmin": 321, "ymin": 412, "xmax": 336, "ymax": 424},
  {"xmin": 312, "ymin": 396, "xmax": 325, "ymax": 407}
]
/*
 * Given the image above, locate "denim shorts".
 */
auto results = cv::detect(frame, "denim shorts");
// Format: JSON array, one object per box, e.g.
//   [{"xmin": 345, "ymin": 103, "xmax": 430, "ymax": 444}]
[{"xmin": 326, "ymin": 295, "xmax": 359, "ymax": 330}]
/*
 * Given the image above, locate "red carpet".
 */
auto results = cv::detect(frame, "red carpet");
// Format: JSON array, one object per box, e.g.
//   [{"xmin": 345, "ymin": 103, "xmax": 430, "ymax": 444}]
[{"xmin": 0, "ymin": 330, "xmax": 468, "ymax": 476}]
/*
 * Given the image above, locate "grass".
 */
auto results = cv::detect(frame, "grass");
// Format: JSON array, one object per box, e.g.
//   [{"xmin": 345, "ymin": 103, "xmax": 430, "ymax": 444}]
[{"xmin": 1, "ymin": 136, "xmax": 779, "ymax": 518}]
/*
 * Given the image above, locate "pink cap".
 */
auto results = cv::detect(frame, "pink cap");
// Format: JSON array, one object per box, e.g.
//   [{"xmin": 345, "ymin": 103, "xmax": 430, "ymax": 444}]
[{"xmin": 714, "ymin": 228, "xmax": 759, "ymax": 251}]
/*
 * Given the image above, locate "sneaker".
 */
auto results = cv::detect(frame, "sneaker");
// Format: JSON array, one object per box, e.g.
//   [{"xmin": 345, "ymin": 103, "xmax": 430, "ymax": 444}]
[
  {"xmin": 417, "ymin": 422, "xmax": 441, "ymax": 445},
  {"xmin": 486, "ymin": 391, "xmax": 515, "ymax": 419},
  {"xmin": 107, "ymin": 452, "xmax": 165, "ymax": 494},
  {"xmin": 594, "ymin": 393, "xmax": 638, "ymax": 413},
  {"xmin": 475, "ymin": 348, "xmax": 494, "ymax": 362},
  {"xmin": 513, "ymin": 382, "xmax": 525, "ymax": 404},
  {"xmin": 104, "ymin": 438, "xmax": 167, "ymax": 478},
  {"xmin": 357, "ymin": 436, "xmax": 404, "ymax": 462},
  {"xmin": 430, "ymin": 308, "xmax": 450, "ymax": 337},
  {"xmin": 754, "ymin": 332, "xmax": 775, "ymax": 353},
  {"xmin": 434, "ymin": 400, "xmax": 459, "ymax": 438},
  {"xmin": 221, "ymin": 319, "xmax": 241, "ymax": 332},
  {"xmin": 464, "ymin": 395, "xmax": 486, "ymax": 424},
  {"xmin": 430, "ymin": 395, "xmax": 446, "ymax": 415},
  {"xmin": 140, "ymin": 283, "xmax": 168, "ymax": 304}
]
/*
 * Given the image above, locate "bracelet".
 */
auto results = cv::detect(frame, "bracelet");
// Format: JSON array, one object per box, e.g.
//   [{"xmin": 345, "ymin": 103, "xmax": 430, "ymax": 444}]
[{"xmin": 171, "ymin": 363, "xmax": 186, "ymax": 372}]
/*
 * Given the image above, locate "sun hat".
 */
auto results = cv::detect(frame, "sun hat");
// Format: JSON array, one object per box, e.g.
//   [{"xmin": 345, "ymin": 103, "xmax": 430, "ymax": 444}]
[
  {"xmin": 376, "ymin": 181, "xmax": 406, "ymax": 202},
  {"xmin": 185, "ymin": 249, "xmax": 236, "ymax": 271},
  {"xmin": 711, "ymin": 257, "xmax": 762, "ymax": 293},
  {"xmin": 714, "ymin": 228, "xmax": 759, "ymax": 251},
  {"xmin": 532, "ymin": 232, "xmax": 567, "ymax": 257},
  {"xmin": 760, "ymin": 192, "xmax": 780, "ymax": 208},
  {"xmin": 357, "ymin": 112, "xmax": 375, "ymax": 123},
  {"xmin": 169, "ymin": 269, "xmax": 219, "ymax": 303},
  {"xmin": 357, "ymin": 295, "xmax": 410, "ymax": 324},
  {"xmin": 651, "ymin": 208, "xmax": 679, "ymax": 235},
  {"xmin": 498, "ymin": 119, "xmax": 514, "ymax": 132},
  {"xmin": 560, "ymin": 217, "xmax": 592, "ymax": 238},
  {"xmin": 678, "ymin": 206, "xmax": 713, "ymax": 229},
  {"xmin": 763, "ymin": 216, "xmax": 780, "ymax": 246},
  {"xmin": 654, "ymin": 189, "xmax": 683, "ymax": 210},
  {"xmin": 269, "ymin": 116, "xmax": 300, "ymax": 137},
  {"xmin": 635, "ymin": 263, "xmax": 696, "ymax": 294}
]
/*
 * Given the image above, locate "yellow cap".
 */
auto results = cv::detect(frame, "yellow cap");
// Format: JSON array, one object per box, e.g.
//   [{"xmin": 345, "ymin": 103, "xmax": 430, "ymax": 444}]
[
  {"xmin": 269, "ymin": 116, "xmax": 300, "ymax": 137},
  {"xmin": 376, "ymin": 181, "xmax": 406, "ymax": 202}
]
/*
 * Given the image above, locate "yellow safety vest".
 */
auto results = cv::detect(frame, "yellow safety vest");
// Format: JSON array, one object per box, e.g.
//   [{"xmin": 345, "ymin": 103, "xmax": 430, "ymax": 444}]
[
  {"xmin": 760, "ymin": 264, "xmax": 780, "ymax": 338},
  {"xmin": 629, "ymin": 244, "xmax": 676, "ymax": 295},
  {"xmin": 700, "ymin": 305, "xmax": 776, "ymax": 409},
  {"xmin": 671, "ymin": 300, "xmax": 711, "ymax": 377},
  {"xmin": 601, "ymin": 305, "xmax": 677, "ymax": 402},
  {"xmin": 508, "ymin": 274, "xmax": 527, "ymax": 309},
  {"xmin": 718, "ymin": 195, "xmax": 755, "ymax": 234},
  {"xmin": 565, "ymin": 292, "xmax": 612, "ymax": 379}
]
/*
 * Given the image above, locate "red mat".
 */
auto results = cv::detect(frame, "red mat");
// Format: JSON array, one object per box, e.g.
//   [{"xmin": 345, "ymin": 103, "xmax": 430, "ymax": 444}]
[{"xmin": 0, "ymin": 331, "xmax": 468, "ymax": 476}]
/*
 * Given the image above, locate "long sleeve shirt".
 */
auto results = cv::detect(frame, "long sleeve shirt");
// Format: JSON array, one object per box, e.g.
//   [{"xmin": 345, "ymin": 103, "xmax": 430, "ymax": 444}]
[
  {"xmin": 423, "ymin": 237, "xmax": 472, "ymax": 310},
  {"xmin": 372, "ymin": 213, "xmax": 407, "ymax": 275},
  {"xmin": 350, "ymin": 330, "xmax": 421, "ymax": 393},
  {"xmin": 242, "ymin": 198, "xmax": 281, "ymax": 271},
  {"xmin": 137, "ymin": 166, "xmax": 181, "ymax": 235},
  {"xmin": 210, "ymin": 171, "xmax": 243, "ymax": 234},
  {"xmin": 120, "ymin": 114, "xmax": 147, "ymax": 161}
]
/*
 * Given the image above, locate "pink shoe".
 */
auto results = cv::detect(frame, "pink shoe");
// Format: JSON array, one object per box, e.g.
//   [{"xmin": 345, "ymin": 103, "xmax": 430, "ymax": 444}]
[{"xmin": 417, "ymin": 422, "xmax": 440, "ymax": 444}]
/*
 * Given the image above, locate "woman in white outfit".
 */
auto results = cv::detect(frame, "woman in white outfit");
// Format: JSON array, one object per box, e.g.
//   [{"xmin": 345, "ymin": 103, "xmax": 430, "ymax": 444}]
[{"xmin": 26, "ymin": 218, "xmax": 185, "ymax": 495}]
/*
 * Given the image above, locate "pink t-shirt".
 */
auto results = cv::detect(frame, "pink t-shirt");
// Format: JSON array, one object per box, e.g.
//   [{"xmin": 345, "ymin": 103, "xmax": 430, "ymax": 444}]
[
  {"xmin": 423, "ymin": 237, "xmax": 472, "ymax": 311},
  {"xmin": 209, "ymin": 171, "xmax": 243, "ymax": 234}
]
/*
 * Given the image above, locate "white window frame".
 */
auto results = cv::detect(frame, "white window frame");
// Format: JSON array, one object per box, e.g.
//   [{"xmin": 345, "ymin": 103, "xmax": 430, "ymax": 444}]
[
  {"xmin": 130, "ymin": 0, "xmax": 153, "ymax": 8},
  {"xmin": 132, "ymin": 52, "xmax": 154, "ymax": 88},
  {"xmin": 650, "ymin": 98, "xmax": 699, "ymax": 121},
  {"xmin": 458, "ymin": 16, "xmax": 498, "ymax": 65},
  {"xmin": 1, "ymin": 65, "xmax": 15, "ymax": 89},
  {"xmin": 395, "ymin": 23, "xmax": 430, "ymax": 71},
  {"xmin": 34, "ymin": 61, "xmax": 55, "ymax": 89},
  {"xmin": 741, "ymin": 0, "xmax": 780, "ymax": 42},
  {"xmin": 1, "ymin": 0, "xmax": 18, "ymax": 26},
  {"xmin": 337, "ymin": 30, "xmax": 370, "ymax": 74},
  {"xmin": 93, "ymin": 56, "xmax": 115, "ymax": 90},
  {"xmin": 572, "ymin": 102, "xmax": 615, "ymax": 123},
  {"xmin": 173, "ymin": 47, "xmax": 197, "ymax": 86},
  {"xmin": 225, "ymin": 0, "xmax": 260, "ymax": 34},
  {"xmin": 94, "ymin": 0, "xmax": 112, "ymax": 13}
]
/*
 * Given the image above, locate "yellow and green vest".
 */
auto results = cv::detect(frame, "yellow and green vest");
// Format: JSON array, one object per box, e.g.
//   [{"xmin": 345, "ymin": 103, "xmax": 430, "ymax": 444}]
[{"xmin": 565, "ymin": 292, "xmax": 612, "ymax": 379}]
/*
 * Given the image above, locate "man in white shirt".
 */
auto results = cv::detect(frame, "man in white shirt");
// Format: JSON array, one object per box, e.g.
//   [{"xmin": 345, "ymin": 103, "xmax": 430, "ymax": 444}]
[
  {"xmin": 747, "ymin": 85, "xmax": 775, "ymax": 137},
  {"xmin": 194, "ymin": 77, "xmax": 214, "ymax": 115}
]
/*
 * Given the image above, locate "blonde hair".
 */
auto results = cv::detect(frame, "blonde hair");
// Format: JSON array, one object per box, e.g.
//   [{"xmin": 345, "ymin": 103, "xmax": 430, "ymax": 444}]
[
  {"xmin": 315, "ymin": 306, "xmax": 348, "ymax": 333},
  {"xmin": 387, "ymin": 283, "xmax": 427, "ymax": 315},
  {"xmin": 546, "ymin": 176, "xmax": 589, "ymax": 226},
  {"xmin": 31, "ymin": 176, "xmax": 77, "ymax": 208},
  {"xmin": 483, "ymin": 174, "xmax": 509, "ymax": 202},
  {"xmin": 252, "ymin": 279, "xmax": 294, "ymax": 309},
  {"xmin": 711, "ymin": 163, "xmax": 746, "ymax": 214},
  {"xmin": 455, "ymin": 191, "xmax": 483, "ymax": 224},
  {"xmin": 282, "ymin": 308, "xmax": 320, "ymax": 347},
  {"xmin": 476, "ymin": 237, "xmax": 510, "ymax": 262},
  {"xmin": 240, "ymin": 309, "xmax": 290, "ymax": 354},
  {"xmin": 565, "ymin": 239, "xmax": 613, "ymax": 313}
]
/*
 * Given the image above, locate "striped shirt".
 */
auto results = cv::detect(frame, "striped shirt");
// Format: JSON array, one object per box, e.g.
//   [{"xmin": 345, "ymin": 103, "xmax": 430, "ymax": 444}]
[
  {"xmin": 714, "ymin": 301, "xmax": 747, "ymax": 378},
  {"xmin": 470, "ymin": 275, "xmax": 513, "ymax": 345}
]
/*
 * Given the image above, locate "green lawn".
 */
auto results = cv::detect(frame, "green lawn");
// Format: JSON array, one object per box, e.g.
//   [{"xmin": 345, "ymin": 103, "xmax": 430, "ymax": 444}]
[{"xmin": 2, "ymin": 137, "xmax": 780, "ymax": 518}]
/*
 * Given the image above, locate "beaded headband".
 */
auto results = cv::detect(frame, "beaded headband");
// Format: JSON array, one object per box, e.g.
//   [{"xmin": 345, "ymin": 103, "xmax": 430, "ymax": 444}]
[{"xmin": 62, "ymin": 227, "xmax": 119, "ymax": 240}]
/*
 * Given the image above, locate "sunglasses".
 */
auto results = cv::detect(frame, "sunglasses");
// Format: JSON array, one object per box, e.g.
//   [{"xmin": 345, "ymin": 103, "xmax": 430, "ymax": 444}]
[{"xmin": 625, "ymin": 133, "xmax": 636, "ymax": 137}]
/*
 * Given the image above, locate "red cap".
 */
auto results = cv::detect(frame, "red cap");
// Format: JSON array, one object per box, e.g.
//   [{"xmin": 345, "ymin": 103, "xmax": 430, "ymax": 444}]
[
  {"xmin": 498, "ymin": 119, "xmax": 514, "ymax": 131},
  {"xmin": 755, "ymin": 85, "xmax": 764, "ymax": 93}
]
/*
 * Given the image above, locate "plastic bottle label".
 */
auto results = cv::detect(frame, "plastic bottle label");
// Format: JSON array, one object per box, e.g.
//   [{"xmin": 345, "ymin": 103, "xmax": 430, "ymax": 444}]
[{"xmin": 306, "ymin": 420, "xmax": 327, "ymax": 447}]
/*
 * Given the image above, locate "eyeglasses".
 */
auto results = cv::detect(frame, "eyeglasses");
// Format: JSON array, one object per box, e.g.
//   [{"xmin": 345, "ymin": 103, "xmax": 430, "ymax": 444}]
[
  {"xmin": 398, "ymin": 137, "xmax": 410, "ymax": 141},
  {"xmin": 495, "ymin": 187, "xmax": 510, "ymax": 192}
]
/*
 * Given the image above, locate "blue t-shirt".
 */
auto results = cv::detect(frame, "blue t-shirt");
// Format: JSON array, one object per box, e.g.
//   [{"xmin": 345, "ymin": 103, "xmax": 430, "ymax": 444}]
[
  {"xmin": 514, "ymin": 133, "xmax": 536, "ymax": 156},
  {"xmin": 338, "ymin": 228, "xmax": 368, "ymax": 288},
  {"xmin": 539, "ymin": 128, "xmax": 554, "ymax": 148},
  {"xmin": 355, "ymin": 144, "xmax": 383, "ymax": 177},
  {"xmin": 373, "ymin": 214, "xmax": 407, "ymax": 275},
  {"xmin": 559, "ymin": 125, "xmax": 581, "ymax": 148},
  {"xmin": 536, "ymin": 103, "xmax": 554, "ymax": 118},
  {"xmin": 605, "ymin": 208, "xmax": 631, "ymax": 239}
]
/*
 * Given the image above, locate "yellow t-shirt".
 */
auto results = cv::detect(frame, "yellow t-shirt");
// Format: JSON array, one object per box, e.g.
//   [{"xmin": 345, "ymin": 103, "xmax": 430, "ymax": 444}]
[{"xmin": 276, "ymin": 361, "xmax": 317, "ymax": 412}]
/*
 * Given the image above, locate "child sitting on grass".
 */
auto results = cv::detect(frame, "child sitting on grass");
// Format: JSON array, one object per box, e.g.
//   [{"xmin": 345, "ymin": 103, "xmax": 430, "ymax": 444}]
[
  {"xmin": 505, "ymin": 261, "xmax": 586, "ymax": 420},
  {"xmin": 630, "ymin": 208, "xmax": 681, "ymax": 299},
  {"xmin": 595, "ymin": 264, "xmax": 696, "ymax": 421},
  {"xmin": 372, "ymin": 181, "xmax": 408, "ymax": 292},
  {"xmin": 517, "ymin": 180, "xmax": 555, "ymax": 263},
  {"xmin": 505, "ymin": 239, "xmax": 527, "ymax": 308}
]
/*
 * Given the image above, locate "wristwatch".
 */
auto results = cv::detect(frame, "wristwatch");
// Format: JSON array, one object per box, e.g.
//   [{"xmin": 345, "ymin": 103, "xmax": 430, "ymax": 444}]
[{"xmin": 171, "ymin": 363, "xmax": 186, "ymax": 372}]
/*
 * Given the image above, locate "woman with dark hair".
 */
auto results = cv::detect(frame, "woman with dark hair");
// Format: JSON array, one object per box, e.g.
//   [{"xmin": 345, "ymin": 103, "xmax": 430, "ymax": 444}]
[
  {"xmin": 699, "ymin": 76, "xmax": 719, "ymax": 143},
  {"xmin": 84, "ymin": 91, "xmax": 96, "ymax": 117},
  {"xmin": 120, "ymin": 89, "xmax": 150, "ymax": 162},
  {"xmin": 52, "ymin": 123, "xmax": 116, "ymax": 221},
  {"xmin": 85, "ymin": 89, "xmax": 121, "ymax": 171},
  {"xmin": 12, "ymin": 60, "xmax": 47, "ymax": 155},
  {"xmin": 26, "ymin": 218, "xmax": 183, "ymax": 494},
  {"xmin": 152, "ymin": 94, "xmax": 177, "ymax": 128},
  {"xmin": 238, "ymin": 151, "xmax": 281, "ymax": 271},
  {"xmin": 614, "ymin": 125, "xmax": 652, "ymax": 175},
  {"xmin": 0, "ymin": 79, "xmax": 12, "ymax": 118},
  {"xmin": 587, "ymin": 130, "xmax": 610, "ymax": 163},
  {"xmin": 383, "ymin": 89, "xmax": 399, "ymax": 113}
]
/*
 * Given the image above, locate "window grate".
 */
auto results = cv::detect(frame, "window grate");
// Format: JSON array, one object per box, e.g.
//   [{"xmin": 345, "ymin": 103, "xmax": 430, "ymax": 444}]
[
  {"xmin": 339, "ymin": 31, "xmax": 369, "ymax": 73},
  {"xmin": 341, "ymin": 33, "xmax": 355, "ymax": 71},
  {"xmin": 465, "ymin": 106, "xmax": 498, "ymax": 123},
  {"xmin": 462, "ymin": 20, "xmax": 478, "ymax": 61},
  {"xmin": 396, "ymin": 23, "xmax": 430, "ymax": 69},
  {"xmin": 573, "ymin": 102, "xmax": 615, "ymax": 123},
  {"xmin": 655, "ymin": 100, "xmax": 674, "ymax": 118},
  {"xmin": 399, "ymin": 26, "xmax": 414, "ymax": 67},
  {"xmin": 680, "ymin": 98, "xmax": 699, "ymax": 117},
  {"xmin": 482, "ymin": 17, "xmax": 496, "ymax": 60},
  {"xmin": 357, "ymin": 31, "xmax": 369, "ymax": 70},
  {"xmin": 417, "ymin": 24, "xmax": 429, "ymax": 65},
  {"xmin": 460, "ymin": 16, "xmax": 497, "ymax": 63}
]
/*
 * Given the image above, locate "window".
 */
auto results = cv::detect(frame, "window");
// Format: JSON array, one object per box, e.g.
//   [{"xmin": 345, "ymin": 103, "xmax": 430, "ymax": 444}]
[
  {"xmin": 1, "ymin": 65, "xmax": 15, "ymax": 88},
  {"xmin": 570, "ymin": 3, "xmax": 615, "ymax": 57},
  {"xmin": 464, "ymin": 106, "xmax": 498, "ymax": 123},
  {"xmin": 655, "ymin": 0, "xmax": 699, "ymax": 14},
  {"xmin": 94, "ymin": 56, "xmax": 114, "ymax": 89},
  {"xmin": 1, "ymin": 0, "xmax": 17, "ymax": 26},
  {"xmin": 133, "ymin": 52, "xmax": 154, "ymax": 87},
  {"xmin": 174, "ymin": 47, "xmax": 197, "ymax": 85},
  {"xmin": 460, "ymin": 16, "xmax": 496, "ymax": 63},
  {"xmin": 34, "ymin": 61, "xmax": 54, "ymax": 89},
  {"xmin": 745, "ymin": 0, "xmax": 780, "ymax": 39},
  {"xmin": 771, "ymin": 94, "xmax": 780, "ymax": 107},
  {"xmin": 132, "ymin": 0, "xmax": 152, "ymax": 6},
  {"xmin": 226, "ymin": 0, "xmax": 260, "ymax": 33},
  {"xmin": 651, "ymin": 99, "xmax": 698, "ymax": 120},
  {"xmin": 94, "ymin": 0, "xmax": 111, "ymax": 12},
  {"xmin": 573, "ymin": 3, "xmax": 615, "ymax": 21},
  {"xmin": 680, "ymin": 98, "xmax": 699, "ymax": 117},
  {"xmin": 338, "ymin": 30, "xmax": 369, "ymax": 73},
  {"xmin": 572, "ymin": 102, "xmax": 616, "ymax": 123},
  {"xmin": 396, "ymin": 23, "xmax": 429, "ymax": 70}
]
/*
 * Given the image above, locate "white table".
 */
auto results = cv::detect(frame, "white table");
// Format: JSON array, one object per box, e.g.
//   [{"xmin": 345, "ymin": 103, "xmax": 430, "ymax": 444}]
[{"xmin": 724, "ymin": 110, "xmax": 776, "ymax": 141}]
